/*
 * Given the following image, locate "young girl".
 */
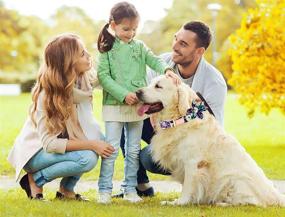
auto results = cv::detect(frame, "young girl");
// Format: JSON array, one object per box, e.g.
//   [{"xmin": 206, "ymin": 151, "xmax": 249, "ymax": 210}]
[
  {"xmin": 8, "ymin": 33, "xmax": 114, "ymax": 200},
  {"xmin": 96, "ymin": 2, "xmax": 179, "ymax": 203}
]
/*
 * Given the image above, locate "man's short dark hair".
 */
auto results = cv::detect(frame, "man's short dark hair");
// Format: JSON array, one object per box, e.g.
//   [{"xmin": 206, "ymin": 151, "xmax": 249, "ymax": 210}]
[{"xmin": 183, "ymin": 21, "xmax": 212, "ymax": 50}]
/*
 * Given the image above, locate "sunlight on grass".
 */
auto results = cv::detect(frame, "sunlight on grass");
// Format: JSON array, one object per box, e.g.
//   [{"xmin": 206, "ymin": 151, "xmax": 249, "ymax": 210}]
[{"xmin": 1, "ymin": 189, "xmax": 285, "ymax": 217}]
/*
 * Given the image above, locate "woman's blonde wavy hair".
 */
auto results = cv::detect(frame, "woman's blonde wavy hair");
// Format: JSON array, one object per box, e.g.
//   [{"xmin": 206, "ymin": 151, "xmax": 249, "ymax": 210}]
[{"xmin": 30, "ymin": 33, "xmax": 81, "ymax": 134}]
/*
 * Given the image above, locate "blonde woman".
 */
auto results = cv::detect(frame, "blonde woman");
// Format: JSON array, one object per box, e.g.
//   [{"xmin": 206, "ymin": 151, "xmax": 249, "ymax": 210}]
[{"xmin": 8, "ymin": 34, "xmax": 114, "ymax": 200}]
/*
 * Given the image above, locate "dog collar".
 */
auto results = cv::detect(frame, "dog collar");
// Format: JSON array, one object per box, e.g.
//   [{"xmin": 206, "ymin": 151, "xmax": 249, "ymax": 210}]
[
  {"xmin": 196, "ymin": 92, "xmax": 215, "ymax": 117},
  {"xmin": 159, "ymin": 92, "xmax": 214, "ymax": 129}
]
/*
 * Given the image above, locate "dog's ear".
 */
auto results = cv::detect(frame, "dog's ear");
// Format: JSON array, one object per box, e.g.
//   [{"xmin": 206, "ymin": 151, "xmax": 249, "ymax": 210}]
[{"xmin": 177, "ymin": 84, "xmax": 190, "ymax": 116}]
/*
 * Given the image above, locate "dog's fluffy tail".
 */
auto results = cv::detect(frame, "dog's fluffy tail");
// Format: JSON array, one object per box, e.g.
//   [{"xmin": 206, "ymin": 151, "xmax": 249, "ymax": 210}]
[
  {"xmin": 257, "ymin": 177, "xmax": 285, "ymax": 207},
  {"xmin": 251, "ymin": 178, "xmax": 285, "ymax": 207},
  {"xmin": 257, "ymin": 180, "xmax": 285, "ymax": 207},
  {"xmin": 277, "ymin": 193, "xmax": 285, "ymax": 207}
]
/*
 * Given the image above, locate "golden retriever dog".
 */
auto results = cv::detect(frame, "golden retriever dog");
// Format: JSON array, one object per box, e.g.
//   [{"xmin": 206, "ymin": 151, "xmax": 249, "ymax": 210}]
[{"xmin": 136, "ymin": 75, "xmax": 285, "ymax": 206}]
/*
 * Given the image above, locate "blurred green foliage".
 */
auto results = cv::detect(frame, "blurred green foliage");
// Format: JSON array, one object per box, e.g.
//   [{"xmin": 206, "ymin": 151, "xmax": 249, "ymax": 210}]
[
  {"xmin": 0, "ymin": 0, "xmax": 261, "ymax": 87},
  {"xmin": 139, "ymin": 0, "xmax": 256, "ymax": 80},
  {"xmin": 0, "ymin": 4, "xmax": 104, "ymax": 82}
]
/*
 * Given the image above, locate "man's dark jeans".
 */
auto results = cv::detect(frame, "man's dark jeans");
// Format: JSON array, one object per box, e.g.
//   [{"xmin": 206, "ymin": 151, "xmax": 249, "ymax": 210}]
[{"xmin": 120, "ymin": 118, "xmax": 170, "ymax": 184}]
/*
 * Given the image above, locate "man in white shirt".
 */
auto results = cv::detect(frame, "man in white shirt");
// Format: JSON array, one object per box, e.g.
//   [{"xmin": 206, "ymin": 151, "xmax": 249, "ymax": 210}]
[{"xmin": 117, "ymin": 21, "xmax": 227, "ymax": 197}]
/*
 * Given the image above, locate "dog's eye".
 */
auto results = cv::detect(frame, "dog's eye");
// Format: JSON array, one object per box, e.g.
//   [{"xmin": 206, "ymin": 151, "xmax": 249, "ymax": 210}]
[{"xmin": 155, "ymin": 84, "xmax": 162, "ymax": 89}]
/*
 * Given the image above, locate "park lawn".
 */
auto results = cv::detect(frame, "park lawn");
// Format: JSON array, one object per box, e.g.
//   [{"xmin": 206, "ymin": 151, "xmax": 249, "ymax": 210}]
[
  {"xmin": 0, "ymin": 91, "xmax": 285, "ymax": 180},
  {"xmin": 1, "ymin": 189, "xmax": 285, "ymax": 217}
]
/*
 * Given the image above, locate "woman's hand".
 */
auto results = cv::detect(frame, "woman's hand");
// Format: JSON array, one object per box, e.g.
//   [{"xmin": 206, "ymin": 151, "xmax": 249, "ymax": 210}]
[
  {"xmin": 165, "ymin": 69, "xmax": 181, "ymax": 85},
  {"xmin": 65, "ymin": 140, "xmax": 114, "ymax": 158},
  {"xmin": 93, "ymin": 141, "xmax": 115, "ymax": 158},
  {"xmin": 125, "ymin": 92, "xmax": 138, "ymax": 105}
]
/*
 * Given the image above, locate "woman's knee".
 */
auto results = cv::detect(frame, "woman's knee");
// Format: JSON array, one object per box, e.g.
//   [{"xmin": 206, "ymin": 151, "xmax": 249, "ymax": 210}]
[{"xmin": 77, "ymin": 150, "xmax": 98, "ymax": 172}]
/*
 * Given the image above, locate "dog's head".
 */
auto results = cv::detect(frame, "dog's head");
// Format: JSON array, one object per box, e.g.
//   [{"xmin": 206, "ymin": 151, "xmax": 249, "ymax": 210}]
[{"xmin": 137, "ymin": 75, "xmax": 197, "ymax": 117}]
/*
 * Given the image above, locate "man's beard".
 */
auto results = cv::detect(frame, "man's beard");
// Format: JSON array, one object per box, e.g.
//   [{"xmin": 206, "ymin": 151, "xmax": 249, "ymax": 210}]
[
  {"xmin": 179, "ymin": 59, "xmax": 194, "ymax": 67},
  {"xmin": 172, "ymin": 51, "xmax": 195, "ymax": 67}
]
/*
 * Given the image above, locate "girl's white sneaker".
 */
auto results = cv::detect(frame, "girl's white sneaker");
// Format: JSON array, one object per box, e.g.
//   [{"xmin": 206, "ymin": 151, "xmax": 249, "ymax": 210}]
[
  {"xmin": 97, "ymin": 192, "xmax": 111, "ymax": 204},
  {"xmin": 123, "ymin": 192, "xmax": 143, "ymax": 203}
]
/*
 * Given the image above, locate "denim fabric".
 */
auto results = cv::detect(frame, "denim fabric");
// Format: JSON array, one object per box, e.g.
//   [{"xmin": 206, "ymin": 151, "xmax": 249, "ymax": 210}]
[
  {"xmin": 24, "ymin": 149, "xmax": 98, "ymax": 192},
  {"xmin": 120, "ymin": 118, "xmax": 155, "ymax": 184},
  {"xmin": 98, "ymin": 121, "xmax": 143, "ymax": 194},
  {"xmin": 139, "ymin": 145, "xmax": 171, "ymax": 176}
]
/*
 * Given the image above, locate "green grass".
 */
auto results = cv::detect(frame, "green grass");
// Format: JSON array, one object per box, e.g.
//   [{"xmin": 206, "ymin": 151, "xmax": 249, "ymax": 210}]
[
  {"xmin": 0, "ymin": 91, "xmax": 285, "ymax": 180},
  {"xmin": 1, "ymin": 189, "xmax": 285, "ymax": 217}
]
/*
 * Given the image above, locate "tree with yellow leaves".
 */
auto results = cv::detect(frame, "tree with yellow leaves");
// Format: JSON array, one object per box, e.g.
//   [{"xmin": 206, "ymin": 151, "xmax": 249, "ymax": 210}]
[
  {"xmin": 229, "ymin": 0, "xmax": 285, "ymax": 116},
  {"xmin": 0, "ymin": 5, "xmax": 48, "ymax": 73}
]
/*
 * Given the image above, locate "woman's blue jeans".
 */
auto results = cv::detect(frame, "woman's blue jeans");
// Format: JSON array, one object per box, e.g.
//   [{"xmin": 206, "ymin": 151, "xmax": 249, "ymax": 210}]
[
  {"xmin": 98, "ymin": 121, "xmax": 143, "ymax": 194},
  {"xmin": 24, "ymin": 149, "xmax": 98, "ymax": 192}
]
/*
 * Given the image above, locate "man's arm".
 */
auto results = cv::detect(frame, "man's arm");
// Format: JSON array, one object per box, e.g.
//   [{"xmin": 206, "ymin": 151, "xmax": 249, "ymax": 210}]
[
  {"xmin": 204, "ymin": 82, "xmax": 227, "ymax": 127},
  {"xmin": 146, "ymin": 52, "xmax": 173, "ymax": 84}
]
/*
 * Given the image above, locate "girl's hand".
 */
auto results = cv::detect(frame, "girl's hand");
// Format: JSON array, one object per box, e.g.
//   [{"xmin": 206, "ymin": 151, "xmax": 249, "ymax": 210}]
[
  {"xmin": 93, "ymin": 141, "xmax": 115, "ymax": 158},
  {"xmin": 125, "ymin": 92, "xmax": 138, "ymax": 105},
  {"xmin": 165, "ymin": 70, "xmax": 181, "ymax": 85}
]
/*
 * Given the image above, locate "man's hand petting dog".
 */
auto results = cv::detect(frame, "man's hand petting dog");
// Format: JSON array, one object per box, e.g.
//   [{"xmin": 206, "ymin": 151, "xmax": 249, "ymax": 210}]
[{"xmin": 165, "ymin": 70, "xmax": 181, "ymax": 85}]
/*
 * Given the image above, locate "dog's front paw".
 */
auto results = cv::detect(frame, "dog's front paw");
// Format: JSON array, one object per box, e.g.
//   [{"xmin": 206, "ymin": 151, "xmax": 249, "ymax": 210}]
[
  {"xmin": 161, "ymin": 200, "xmax": 171, "ymax": 205},
  {"xmin": 161, "ymin": 200, "xmax": 178, "ymax": 205},
  {"xmin": 216, "ymin": 202, "xmax": 231, "ymax": 207},
  {"xmin": 175, "ymin": 198, "xmax": 190, "ymax": 205},
  {"xmin": 161, "ymin": 198, "xmax": 190, "ymax": 206}
]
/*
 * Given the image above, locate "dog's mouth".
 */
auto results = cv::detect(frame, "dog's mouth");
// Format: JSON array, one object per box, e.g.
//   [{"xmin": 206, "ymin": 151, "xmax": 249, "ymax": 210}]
[{"xmin": 137, "ymin": 102, "xmax": 164, "ymax": 116}]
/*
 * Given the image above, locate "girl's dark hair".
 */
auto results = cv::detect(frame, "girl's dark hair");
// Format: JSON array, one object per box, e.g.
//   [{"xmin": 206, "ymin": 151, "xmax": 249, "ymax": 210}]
[{"xmin": 97, "ymin": 1, "xmax": 139, "ymax": 53}]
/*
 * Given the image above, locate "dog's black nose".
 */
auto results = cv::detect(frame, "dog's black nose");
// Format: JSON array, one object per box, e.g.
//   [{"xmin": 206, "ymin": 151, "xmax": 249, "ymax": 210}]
[{"xmin": 136, "ymin": 89, "xmax": 143, "ymax": 99}]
